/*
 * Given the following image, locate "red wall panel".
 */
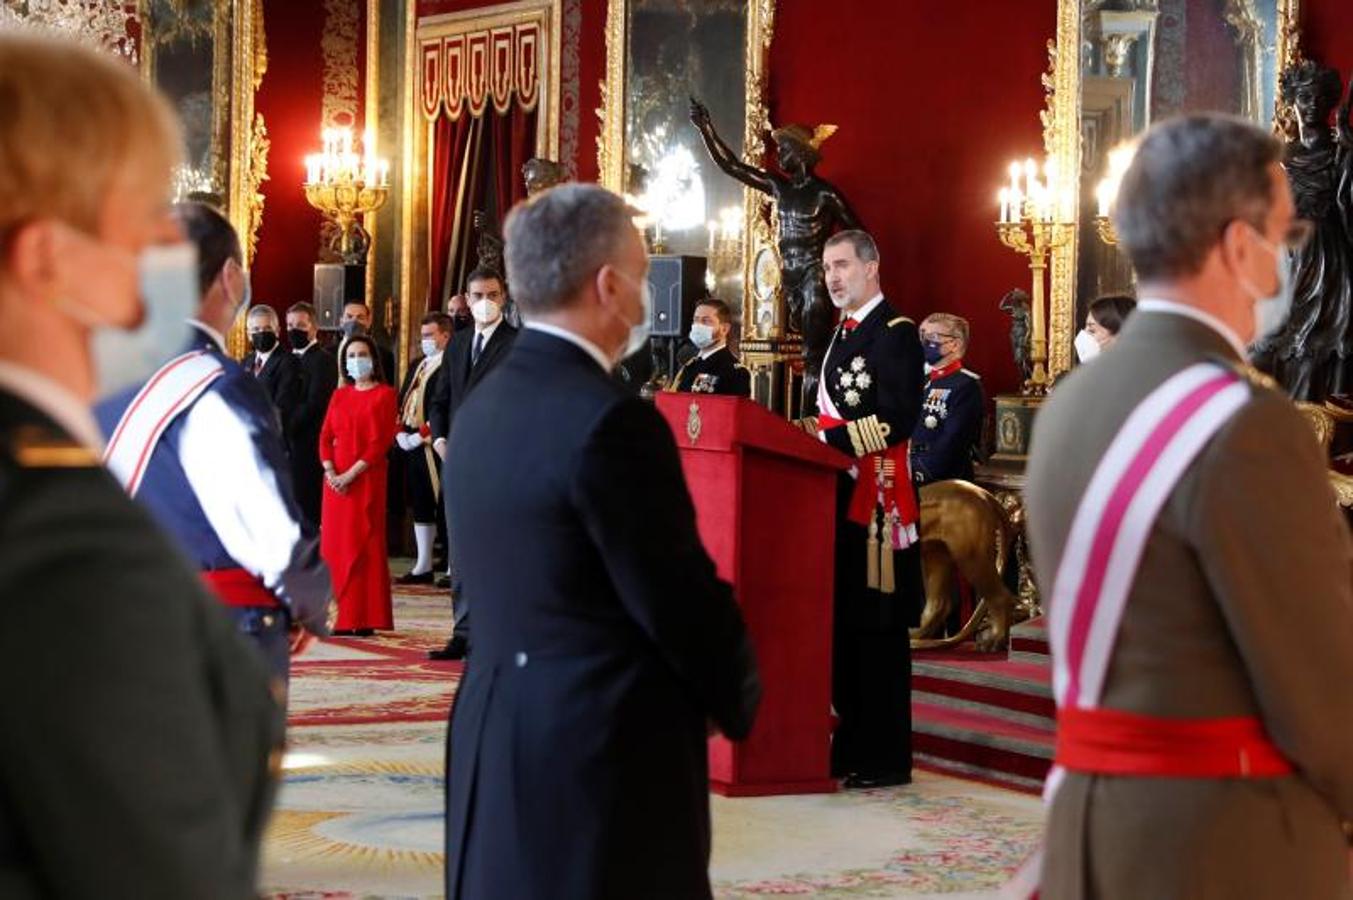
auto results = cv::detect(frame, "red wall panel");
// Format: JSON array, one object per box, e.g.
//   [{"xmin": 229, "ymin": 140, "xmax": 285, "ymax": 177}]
[
  {"xmin": 253, "ymin": 0, "xmax": 328, "ymax": 314},
  {"xmin": 1304, "ymin": 0, "xmax": 1353, "ymax": 73},
  {"xmin": 768, "ymin": 3, "xmax": 1055, "ymax": 396}
]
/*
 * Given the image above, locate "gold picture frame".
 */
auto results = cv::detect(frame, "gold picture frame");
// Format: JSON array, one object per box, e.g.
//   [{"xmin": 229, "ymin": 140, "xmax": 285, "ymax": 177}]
[
  {"xmin": 138, "ymin": 0, "xmax": 267, "ymax": 357},
  {"xmin": 1045, "ymin": 0, "xmax": 1302, "ymax": 378},
  {"xmin": 597, "ymin": 0, "xmax": 776, "ymax": 336}
]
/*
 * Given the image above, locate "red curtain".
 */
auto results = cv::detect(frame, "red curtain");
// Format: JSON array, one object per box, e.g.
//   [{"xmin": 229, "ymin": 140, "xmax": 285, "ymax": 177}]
[{"xmin": 428, "ymin": 104, "xmax": 538, "ymax": 310}]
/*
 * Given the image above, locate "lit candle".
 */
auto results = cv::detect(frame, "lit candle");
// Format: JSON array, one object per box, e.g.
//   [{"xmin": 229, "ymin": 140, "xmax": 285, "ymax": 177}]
[
  {"xmin": 707, "ymin": 220, "xmax": 717, "ymax": 251},
  {"xmin": 380, "ymin": 160, "xmax": 390, "ymax": 186},
  {"xmin": 1024, "ymin": 158, "xmax": 1037, "ymax": 200},
  {"xmin": 1096, "ymin": 179, "xmax": 1113, "ymax": 217},
  {"xmin": 998, "ymin": 188, "xmax": 1009, "ymax": 223},
  {"xmin": 305, "ymin": 154, "xmax": 319, "ymax": 184}
]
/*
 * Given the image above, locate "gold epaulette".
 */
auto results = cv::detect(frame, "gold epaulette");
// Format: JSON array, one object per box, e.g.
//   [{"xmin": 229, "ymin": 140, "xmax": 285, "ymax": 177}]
[
  {"xmin": 1240, "ymin": 364, "xmax": 1278, "ymax": 391},
  {"xmin": 846, "ymin": 415, "xmax": 891, "ymax": 456},
  {"xmin": 8, "ymin": 426, "xmax": 99, "ymax": 469},
  {"xmin": 887, "ymin": 316, "xmax": 913, "ymax": 328}
]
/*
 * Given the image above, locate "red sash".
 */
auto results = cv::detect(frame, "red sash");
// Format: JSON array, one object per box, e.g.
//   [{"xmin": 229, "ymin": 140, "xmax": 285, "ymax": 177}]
[
  {"xmin": 202, "ymin": 568, "xmax": 279, "ymax": 609},
  {"xmin": 1056, "ymin": 707, "xmax": 1292, "ymax": 778},
  {"xmin": 818, "ymin": 415, "xmax": 918, "ymax": 544}
]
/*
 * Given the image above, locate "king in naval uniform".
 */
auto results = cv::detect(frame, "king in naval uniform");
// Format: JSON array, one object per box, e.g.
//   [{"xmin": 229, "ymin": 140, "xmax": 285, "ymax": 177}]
[{"xmin": 814, "ymin": 230, "xmax": 925, "ymax": 789}]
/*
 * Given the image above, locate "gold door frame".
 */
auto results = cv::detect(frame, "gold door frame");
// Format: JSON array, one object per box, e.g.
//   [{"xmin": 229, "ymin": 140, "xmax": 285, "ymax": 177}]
[
  {"xmin": 1045, "ymin": 0, "xmax": 1301, "ymax": 378},
  {"xmin": 399, "ymin": 0, "xmax": 562, "ymax": 371},
  {"xmin": 597, "ymin": 0, "xmax": 777, "ymax": 335}
]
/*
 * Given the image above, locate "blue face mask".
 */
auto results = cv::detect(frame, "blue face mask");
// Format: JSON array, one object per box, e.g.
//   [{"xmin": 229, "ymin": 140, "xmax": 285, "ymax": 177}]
[
  {"xmin": 346, "ymin": 354, "xmax": 374, "ymax": 380},
  {"xmin": 689, "ymin": 322, "xmax": 716, "ymax": 349},
  {"xmin": 87, "ymin": 243, "xmax": 199, "ymax": 398},
  {"xmin": 922, "ymin": 340, "xmax": 946, "ymax": 365}
]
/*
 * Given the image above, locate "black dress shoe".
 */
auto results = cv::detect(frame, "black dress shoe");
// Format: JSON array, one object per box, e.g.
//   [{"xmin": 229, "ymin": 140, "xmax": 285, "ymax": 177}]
[
  {"xmin": 352, "ymin": 628, "xmax": 375, "ymax": 637},
  {"xmin": 395, "ymin": 570, "xmax": 435, "ymax": 585},
  {"xmin": 842, "ymin": 771, "xmax": 912, "ymax": 790},
  {"xmin": 428, "ymin": 635, "xmax": 468, "ymax": 661},
  {"xmin": 434, "ymin": 575, "xmax": 451, "ymax": 590}
]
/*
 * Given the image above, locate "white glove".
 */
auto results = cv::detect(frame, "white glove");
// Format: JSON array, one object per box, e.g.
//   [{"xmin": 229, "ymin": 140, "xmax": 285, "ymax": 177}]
[{"xmin": 396, "ymin": 432, "xmax": 420, "ymax": 451}]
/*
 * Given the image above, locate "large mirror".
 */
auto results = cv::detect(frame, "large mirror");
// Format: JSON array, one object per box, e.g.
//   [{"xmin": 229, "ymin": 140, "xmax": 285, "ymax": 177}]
[
  {"xmin": 139, "ymin": 0, "xmax": 266, "ymax": 271},
  {"xmin": 598, "ymin": 0, "xmax": 775, "ymax": 317},
  {"xmin": 1045, "ymin": 0, "xmax": 1300, "ymax": 375}
]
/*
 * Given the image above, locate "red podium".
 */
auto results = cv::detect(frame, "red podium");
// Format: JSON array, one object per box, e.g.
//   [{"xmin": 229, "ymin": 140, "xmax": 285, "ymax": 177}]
[{"xmin": 656, "ymin": 393, "xmax": 851, "ymax": 796}]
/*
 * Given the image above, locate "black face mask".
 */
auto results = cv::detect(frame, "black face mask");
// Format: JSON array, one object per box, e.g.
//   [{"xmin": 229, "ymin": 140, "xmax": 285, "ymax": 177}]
[
  {"xmin": 452, "ymin": 313, "xmax": 473, "ymax": 331},
  {"xmin": 251, "ymin": 331, "xmax": 278, "ymax": 353},
  {"xmin": 341, "ymin": 320, "xmax": 367, "ymax": 338},
  {"xmin": 287, "ymin": 328, "xmax": 310, "ymax": 349}
]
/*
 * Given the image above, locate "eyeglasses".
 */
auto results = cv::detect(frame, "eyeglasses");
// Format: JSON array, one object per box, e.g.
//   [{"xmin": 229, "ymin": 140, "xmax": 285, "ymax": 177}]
[{"xmin": 921, "ymin": 332, "xmax": 960, "ymax": 343}]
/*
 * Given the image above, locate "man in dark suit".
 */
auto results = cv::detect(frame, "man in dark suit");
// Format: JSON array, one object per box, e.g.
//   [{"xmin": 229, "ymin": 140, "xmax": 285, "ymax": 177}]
[
  {"xmin": 667, "ymin": 297, "xmax": 751, "ymax": 396},
  {"xmin": 815, "ymin": 230, "xmax": 925, "ymax": 789},
  {"xmin": 443, "ymin": 182, "xmax": 760, "ymax": 900},
  {"xmin": 911, "ymin": 312, "xmax": 984, "ymax": 484},
  {"xmin": 427, "ymin": 266, "xmax": 518, "ymax": 659},
  {"xmin": 285, "ymin": 301, "xmax": 338, "ymax": 528},
  {"xmin": 243, "ymin": 303, "xmax": 301, "ymax": 434}
]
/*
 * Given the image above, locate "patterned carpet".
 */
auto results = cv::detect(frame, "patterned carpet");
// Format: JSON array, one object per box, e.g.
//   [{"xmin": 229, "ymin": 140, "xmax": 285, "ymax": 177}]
[{"xmin": 261, "ymin": 582, "xmax": 1044, "ymax": 899}]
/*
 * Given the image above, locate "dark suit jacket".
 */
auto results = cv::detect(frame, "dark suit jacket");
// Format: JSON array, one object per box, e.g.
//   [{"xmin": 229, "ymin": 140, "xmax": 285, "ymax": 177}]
[
  {"xmin": 428, "ymin": 322, "xmax": 517, "ymax": 444},
  {"xmin": 291, "ymin": 343, "xmax": 338, "ymax": 448},
  {"xmin": 0, "ymin": 389, "xmax": 283, "ymax": 898},
  {"xmin": 443, "ymin": 328, "xmax": 761, "ymax": 900},
  {"xmin": 242, "ymin": 346, "xmax": 301, "ymax": 436}
]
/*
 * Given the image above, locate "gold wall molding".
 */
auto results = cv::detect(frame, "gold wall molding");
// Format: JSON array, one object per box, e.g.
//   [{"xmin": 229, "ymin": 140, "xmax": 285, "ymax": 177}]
[{"xmin": 399, "ymin": 0, "xmax": 562, "ymax": 369}]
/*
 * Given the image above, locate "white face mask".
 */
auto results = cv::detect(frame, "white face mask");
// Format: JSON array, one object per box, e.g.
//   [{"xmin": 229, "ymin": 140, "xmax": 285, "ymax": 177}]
[
  {"xmin": 470, "ymin": 298, "xmax": 501, "ymax": 325},
  {"xmin": 420, "ymin": 337, "xmax": 440, "ymax": 358},
  {"xmin": 612, "ymin": 269, "xmax": 652, "ymax": 364},
  {"xmin": 1241, "ymin": 230, "xmax": 1294, "ymax": 347},
  {"xmin": 68, "ymin": 243, "xmax": 199, "ymax": 398},
  {"xmin": 689, "ymin": 322, "xmax": 716, "ymax": 350},
  {"xmin": 1074, "ymin": 329, "xmax": 1102, "ymax": 363}
]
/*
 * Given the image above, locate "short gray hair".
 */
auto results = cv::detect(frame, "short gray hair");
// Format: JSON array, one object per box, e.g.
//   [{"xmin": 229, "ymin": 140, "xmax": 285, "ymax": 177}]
[
  {"xmin": 824, "ymin": 229, "xmax": 879, "ymax": 263},
  {"xmin": 504, "ymin": 183, "xmax": 637, "ymax": 315},
  {"xmin": 1112, "ymin": 114, "xmax": 1282, "ymax": 281},
  {"xmin": 247, "ymin": 304, "xmax": 278, "ymax": 327}
]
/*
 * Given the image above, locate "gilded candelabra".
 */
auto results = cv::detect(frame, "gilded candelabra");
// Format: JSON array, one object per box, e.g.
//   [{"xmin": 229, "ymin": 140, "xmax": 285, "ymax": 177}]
[
  {"xmin": 1093, "ymin": 144, "xmax": 1135, "ymax": 247},
  {"xmin": 304, "ymin": 128, "xmax": 390, "ymax": 265},
  {"xmin": 997, "ymin": 158, "xmax": 1073, "ymax": 396}
]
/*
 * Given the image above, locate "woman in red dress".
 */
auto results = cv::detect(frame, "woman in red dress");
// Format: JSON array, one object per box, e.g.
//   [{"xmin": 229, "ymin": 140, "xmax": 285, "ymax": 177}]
[{"xmin": 320, "ymin": 335, "xmax": 399, "ymax": 635}]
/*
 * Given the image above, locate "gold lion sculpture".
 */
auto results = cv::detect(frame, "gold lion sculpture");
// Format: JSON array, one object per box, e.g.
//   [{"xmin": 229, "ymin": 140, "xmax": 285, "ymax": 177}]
[{"xmin": 910, "ymin": 480, "xmax": 1018, "ymax": 653}]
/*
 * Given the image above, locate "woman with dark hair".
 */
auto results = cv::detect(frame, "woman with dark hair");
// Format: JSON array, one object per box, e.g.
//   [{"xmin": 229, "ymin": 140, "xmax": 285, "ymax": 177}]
[
  {"xmin": 320, "ymin": 335, "xmax": 398, "ymax": 635},
  {"xmin": 1076, "ymin": 294, "xmax": 1137, "ymax": 362}
]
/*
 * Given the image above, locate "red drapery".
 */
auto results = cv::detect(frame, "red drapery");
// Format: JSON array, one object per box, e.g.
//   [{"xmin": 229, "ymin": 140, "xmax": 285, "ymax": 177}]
[{"xmin": 428, "ymin": 104, "xmax": 538, "ymax": 310}]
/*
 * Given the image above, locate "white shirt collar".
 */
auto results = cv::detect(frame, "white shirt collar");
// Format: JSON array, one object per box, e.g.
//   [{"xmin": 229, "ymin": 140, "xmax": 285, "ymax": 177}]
[
  {"xmin": 0, "ymin": 360, "xmax": 104, "ymax": 451},
  {"xmin": 188, "ymin": 318, "xmax": 226, "ymax": 352},
  {"xmin": 698, "ymin": 341, "xmax": 727, "ymax": 360},
  {"xmin": 1135, "ymin": 298, "xmax": 1248, "ymax": 360},
  {"xmin": 474, "ymin": 318, "xmax": 503, "ymax": 342},
  {"xmin": 524, "ymin": 321, "xmax": 612, "ymax": 372},
  {"xmin": 253, "ymin": 342, "xmax": 277, "ymax": 365},
  {"xmin": 848, "ymin": 293, "xmax": 886, "ymax": 324}
]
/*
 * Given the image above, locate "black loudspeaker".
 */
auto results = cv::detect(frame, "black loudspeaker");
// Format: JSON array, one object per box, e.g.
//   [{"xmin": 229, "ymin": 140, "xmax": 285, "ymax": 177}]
[
  {"xmin": 645, "ymin": 255, "xmax": 706, "ymax": 338},
  {"xmin": 313, "ymin": 263, "xmax": 365, "ymax": 330}
]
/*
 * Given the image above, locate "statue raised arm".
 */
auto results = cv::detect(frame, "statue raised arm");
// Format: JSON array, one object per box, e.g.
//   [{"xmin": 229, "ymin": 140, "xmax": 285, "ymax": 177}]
[{"xmin": 689, "ymin": 97, "xmax": 863, "ymax": 407}]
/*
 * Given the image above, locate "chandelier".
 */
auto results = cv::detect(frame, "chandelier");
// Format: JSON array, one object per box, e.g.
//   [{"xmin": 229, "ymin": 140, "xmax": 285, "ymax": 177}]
[{"xmin": 0, "ymin": 1, "xmax": 140, "ymax": 65}]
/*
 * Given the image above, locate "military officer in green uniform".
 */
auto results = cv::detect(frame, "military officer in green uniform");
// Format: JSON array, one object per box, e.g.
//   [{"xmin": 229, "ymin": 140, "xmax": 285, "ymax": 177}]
[{"xmin": 0, "ymin": 32, "xmax": 283, "ymax": 897}]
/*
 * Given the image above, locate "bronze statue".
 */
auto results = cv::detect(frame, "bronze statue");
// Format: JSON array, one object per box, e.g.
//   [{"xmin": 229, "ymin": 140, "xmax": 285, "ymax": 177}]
[
  {"xmin": 472, "ymin": 157, "xmax": 567, "ymax": 276},
  {"xmin": 911, "ymin": 480, "xmax": 1018, "ymax": 653},
  {"xmin": 1252, "ymin": 60, "xmax": 1353, "ymax": 401},
  {"xmin": 999, "ymin": 288, "xmax": 1032, "ymax": 383},
  {"xmin": 689, "ymin": 98, "xmax": 860, "ymax": 399}
]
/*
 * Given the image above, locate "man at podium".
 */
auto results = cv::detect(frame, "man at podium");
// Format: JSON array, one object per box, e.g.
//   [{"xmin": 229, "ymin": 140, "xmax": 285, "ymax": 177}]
[
  {"xmin": 667, "ymin": 297, "xmax": 751, "ymax": 397},
  {"xmin": 815, "ymin": 230, "xmax": 925, "ymax": 789}
]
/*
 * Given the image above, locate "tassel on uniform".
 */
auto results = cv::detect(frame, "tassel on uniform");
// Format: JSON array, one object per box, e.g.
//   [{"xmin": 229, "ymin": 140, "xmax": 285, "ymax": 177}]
[
  {"xmin": 880, "ymin": 534, "xmax": 895, "ymax": 594},
  {"xmin": 866, "ymin": 518, "xmax": 880, "ymax": 590}
]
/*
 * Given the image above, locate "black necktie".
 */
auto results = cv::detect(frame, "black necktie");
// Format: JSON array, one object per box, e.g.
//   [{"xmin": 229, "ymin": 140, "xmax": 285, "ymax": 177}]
[{"xmin": 472, "ymin": 332, "xmax": 484, "ymax": 367}]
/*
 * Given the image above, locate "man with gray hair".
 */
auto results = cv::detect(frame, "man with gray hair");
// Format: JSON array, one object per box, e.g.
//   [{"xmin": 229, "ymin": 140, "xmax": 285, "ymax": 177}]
[
  {"xmin": 1023, "ymin": 113, "xmax": 1353, "ymax": 897},
  {"xmin": 242, "ymin": 302, "xmax": 300, "ymax": 431},
  {"xmin": 443, "ymin": 183, "xmax": 760, "ymax": 899}
]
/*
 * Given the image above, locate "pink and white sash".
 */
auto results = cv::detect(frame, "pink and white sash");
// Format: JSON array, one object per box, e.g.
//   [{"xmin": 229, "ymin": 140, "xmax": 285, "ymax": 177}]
[
  {"xmin": 1001, "ymin": 361, "xmax": 1249, "ymax": 898},
  {"xmin": 103, "ymin": 350, "xmax": 225, "ymax": 497}
]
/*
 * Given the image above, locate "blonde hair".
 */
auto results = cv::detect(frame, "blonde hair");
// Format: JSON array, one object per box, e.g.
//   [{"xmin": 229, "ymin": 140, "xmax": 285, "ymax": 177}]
[{"xmin": 0, "ymin": 29, "xmax": 181, "ymax": 242}]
